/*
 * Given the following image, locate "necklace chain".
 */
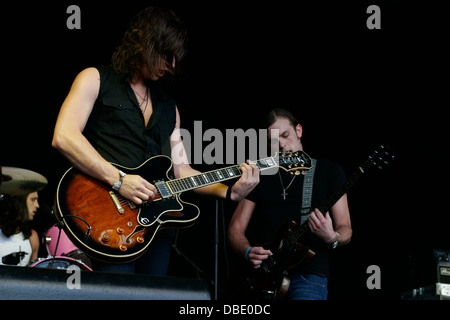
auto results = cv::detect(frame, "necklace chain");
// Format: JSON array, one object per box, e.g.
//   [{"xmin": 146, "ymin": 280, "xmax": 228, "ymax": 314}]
[
  {"xmin": 278, "ymin": 171, "xmax": 296, "ymax": 200},
  {"xmin": 132, "ymin": 86, "xmax": 149, "ymax": 114}
]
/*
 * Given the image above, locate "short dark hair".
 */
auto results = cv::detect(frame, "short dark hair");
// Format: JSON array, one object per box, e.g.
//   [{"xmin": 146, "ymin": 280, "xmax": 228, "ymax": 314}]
[
  {"xmin": 265, "ymin": 108, "xmax": 299, "ymax": 128},
  {"xmin": 112, "ymin": 6, "xmax": 188, "ymax": 77}
]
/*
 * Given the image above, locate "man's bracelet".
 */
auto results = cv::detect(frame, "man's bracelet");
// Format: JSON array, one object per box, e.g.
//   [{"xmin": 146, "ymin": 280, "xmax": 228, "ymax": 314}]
[{"xmin": 245, "ymin": 247, "xmax": 253, "ymax": 261}]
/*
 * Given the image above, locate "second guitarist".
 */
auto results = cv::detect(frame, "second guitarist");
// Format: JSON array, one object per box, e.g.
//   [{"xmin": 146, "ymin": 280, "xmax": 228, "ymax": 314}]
[
  {"xmin": 228, "ymin": 108, "xmax": 352, "ymax": 300},
  {"xmin": 52, "ymin": 7, "xmax": 259, "ymax": 275}
]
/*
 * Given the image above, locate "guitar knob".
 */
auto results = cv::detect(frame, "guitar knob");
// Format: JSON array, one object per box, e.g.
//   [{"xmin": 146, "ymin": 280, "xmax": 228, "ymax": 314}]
[
  {"xmin": 137, "ymin": 237, "xmax": 144, "ymax": 243},
  {"xmin": 119, "ymin": 244, "xmax": 127, "ymax": 251},
  {"xmin": 102, "ymin": 233, "xmax": 110, "ymax": 242},
  {"xmin": 116, "ymin": 227, "xmax": 124, "ymax": 235}
]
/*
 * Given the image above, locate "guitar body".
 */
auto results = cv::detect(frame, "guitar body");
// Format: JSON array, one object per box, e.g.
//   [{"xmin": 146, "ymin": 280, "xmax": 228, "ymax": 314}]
[
  {"xmin": 55, "ymin": 155, "xmax": 199, "ymax": 263},
  {"xmin": 244, "ymin": 219, "xmax": 315, "ymax": 300}
]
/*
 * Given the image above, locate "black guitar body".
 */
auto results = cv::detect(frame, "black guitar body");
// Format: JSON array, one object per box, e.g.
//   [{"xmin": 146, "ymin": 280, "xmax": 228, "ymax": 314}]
[{"xmin": 243, "ymin": 219, "xmax": 315, "ymax": 300}]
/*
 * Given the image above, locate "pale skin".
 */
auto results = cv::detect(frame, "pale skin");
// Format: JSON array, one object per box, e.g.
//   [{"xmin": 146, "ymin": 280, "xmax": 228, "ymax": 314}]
[
  {"xmin": 228, "ymin": 117, "xmax": 352, "ymax": 268},
  {"xmin": 52, "ymin": 66, "xmax": 259, "ymax": 206}
]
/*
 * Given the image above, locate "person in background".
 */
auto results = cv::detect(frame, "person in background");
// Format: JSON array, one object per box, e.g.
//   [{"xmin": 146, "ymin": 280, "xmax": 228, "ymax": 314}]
[
  {"xmin": 0, "ymin": 192, "xmax": 40, "ymax": 266},
  {"xmin": 228, "ymin": 108, "xmax": 352, "ymax": 300}
]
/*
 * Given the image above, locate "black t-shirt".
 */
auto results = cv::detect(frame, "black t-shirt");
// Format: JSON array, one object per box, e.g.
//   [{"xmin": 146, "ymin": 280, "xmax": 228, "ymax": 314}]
[
  {"xmin": 83, "ymin": 65, "xmax": 177, "ymax": 168},
  {"xmin": 245, "ymin": 158, "xmax": 346, "ymax": 277}
]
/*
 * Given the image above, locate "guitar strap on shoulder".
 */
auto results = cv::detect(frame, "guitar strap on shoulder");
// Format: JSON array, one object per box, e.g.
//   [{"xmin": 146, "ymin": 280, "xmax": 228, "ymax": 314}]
[{"xmin": 300, "ymin": 158, "xmax": 317, "ymax": 224}]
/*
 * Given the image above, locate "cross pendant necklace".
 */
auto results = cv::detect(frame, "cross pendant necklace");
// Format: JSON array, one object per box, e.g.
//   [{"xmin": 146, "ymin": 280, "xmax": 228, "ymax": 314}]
[{"xmin": 278, "ymin": 171, "xmax": 296, "ymax": 200}]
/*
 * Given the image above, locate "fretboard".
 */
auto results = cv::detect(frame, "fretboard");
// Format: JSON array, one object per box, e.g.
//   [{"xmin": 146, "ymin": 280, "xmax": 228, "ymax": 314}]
[
  {"xmin": 317, "ymin": 167, "xmax": 364, "ymax": 215},
  {"xmin": 166, "ymin": 156, "xmax": 280, "ymax": 194}
]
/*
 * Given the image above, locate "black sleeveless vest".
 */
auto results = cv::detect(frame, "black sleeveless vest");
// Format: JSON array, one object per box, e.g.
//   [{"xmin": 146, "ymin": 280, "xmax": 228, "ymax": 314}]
[{"xmin": 83, "ymin": 65, "xmax": 177, "ymax": 168}]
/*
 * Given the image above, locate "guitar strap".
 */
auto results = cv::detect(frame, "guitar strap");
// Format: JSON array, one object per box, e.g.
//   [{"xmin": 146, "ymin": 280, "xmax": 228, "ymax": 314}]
[{"xmin": 300, "ymin": 158, "xmax": 317, "ymax": 224}]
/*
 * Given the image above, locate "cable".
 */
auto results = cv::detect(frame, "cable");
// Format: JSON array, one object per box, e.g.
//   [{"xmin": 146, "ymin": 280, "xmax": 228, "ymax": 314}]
[{"xmin": 61, "ymin": 214, "xmax": 92, "ymax": 239}]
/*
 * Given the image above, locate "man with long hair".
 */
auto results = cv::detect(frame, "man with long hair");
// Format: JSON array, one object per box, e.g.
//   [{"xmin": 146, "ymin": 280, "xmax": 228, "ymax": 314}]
[{"xmin": 52, "ymin": 7, "xmax": 259, "ymax": 275}]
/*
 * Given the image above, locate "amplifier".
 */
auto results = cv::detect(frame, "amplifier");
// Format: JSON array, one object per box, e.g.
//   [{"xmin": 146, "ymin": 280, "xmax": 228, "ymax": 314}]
[{"xmin": 434, "ymin": 249, "xmax": 450, "ymax": 300}]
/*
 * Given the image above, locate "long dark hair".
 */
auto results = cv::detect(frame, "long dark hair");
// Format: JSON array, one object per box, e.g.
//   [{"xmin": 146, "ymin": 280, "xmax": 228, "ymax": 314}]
[
  {"xmin": 0, "ymin": 194, "xmax": 32, "ymax": 238},
  {"xmin": 112, "ymin": 6, "xmax": 188, "ymax": 77}
]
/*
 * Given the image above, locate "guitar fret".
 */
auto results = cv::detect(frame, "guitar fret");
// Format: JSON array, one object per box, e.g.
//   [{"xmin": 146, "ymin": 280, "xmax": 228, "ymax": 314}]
[
  {"xmin": 221, "ymin": 169, "xmax": 229, "ymax": 179},
  {"xmin": 168, "ymin": 181, "xmax": 176, "ymax": 192},
  {"xmin": 177, "ymin": 180, "xmax": 183, "ymax": 192},
  {"xmin": 182, "ymin": 178, "xmax": 190, "ymax": 190},
  {"xmin": 168, "ymin": 180, "xmax": 177, "ymax": 193}
]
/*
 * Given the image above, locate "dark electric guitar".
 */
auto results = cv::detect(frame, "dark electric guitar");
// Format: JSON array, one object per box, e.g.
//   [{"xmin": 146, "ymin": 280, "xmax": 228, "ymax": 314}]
[
  {"xmin": 56, "ymin": 151, "xmax": 312, "ymax": 263},
  {"xmin": 244, "ymin": 145, "xmax": 394, "ymax": 300}
]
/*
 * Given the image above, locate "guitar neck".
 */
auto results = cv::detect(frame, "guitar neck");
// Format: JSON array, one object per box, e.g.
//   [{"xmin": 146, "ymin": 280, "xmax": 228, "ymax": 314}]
[
  {"xmin": 292, "ymin": 166, "xmax": 365, "ymax": 242},
  {"xmin": 166, "ymin": 156, "xmax": 283, "ymax": 194},
  {"xmin": 287, "ymin": 145, "xmax": 392, "ymax": 245},
  {"xmin": 317, "ymin": 167, "xmax": 364, "ymax": 214}
]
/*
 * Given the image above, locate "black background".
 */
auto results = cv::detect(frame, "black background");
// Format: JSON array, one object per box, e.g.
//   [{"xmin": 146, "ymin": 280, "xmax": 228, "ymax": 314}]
[{"xmin": 1, "ymin": 1, "xmax": 448, "ymax": 299}]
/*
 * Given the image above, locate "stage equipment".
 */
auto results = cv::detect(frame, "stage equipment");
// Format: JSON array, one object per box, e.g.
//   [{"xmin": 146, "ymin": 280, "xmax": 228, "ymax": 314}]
[
  {"xmin": 0, "ymin": 265, "xmax": 211, "ymax": 300},
  {"xmin": 434, "ymin": 249, "xmax": 450, "ymax": 300},
  {"xmin": 0, "ymin": 166, "xmax": 47, "ymax": 196}
]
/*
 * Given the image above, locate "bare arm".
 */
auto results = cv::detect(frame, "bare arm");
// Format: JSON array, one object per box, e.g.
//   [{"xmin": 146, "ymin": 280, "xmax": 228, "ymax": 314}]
[
  {"xmin": 52, "ymin": 68, "xmax": 155, "ymax": 204},
  {"xmin": 29, "ymin": 229, "xmax": 40, "ymax": 262},
  {"xmin": 228, "ymin": 199, "xmax": 271, "ymax": 268},
  {"xmin": 52, "ymin": 68, "xmax": 115, "ymax": 183}
]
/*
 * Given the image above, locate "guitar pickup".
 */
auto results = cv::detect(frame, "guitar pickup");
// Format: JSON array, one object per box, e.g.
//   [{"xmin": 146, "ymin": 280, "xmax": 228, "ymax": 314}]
[{"xmin": 155, "ymin": 181, "xmax": 173, "ymax": 199}]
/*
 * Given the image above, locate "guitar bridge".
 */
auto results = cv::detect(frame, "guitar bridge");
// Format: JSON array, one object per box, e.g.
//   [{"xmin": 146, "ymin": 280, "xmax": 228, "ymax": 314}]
[{"xmin": 109, "ymin": 191, "xmax": 124, "ymax": 214}]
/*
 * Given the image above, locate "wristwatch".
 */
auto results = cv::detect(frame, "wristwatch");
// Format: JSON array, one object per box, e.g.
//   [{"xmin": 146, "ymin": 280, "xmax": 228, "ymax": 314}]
[
  {"xmin": 329, "ymin": 232, "xmax": 340, "ymax": 249},
  {"xmin": 112, "ymin": 170, "xmax": 127, "ymax": 192}
]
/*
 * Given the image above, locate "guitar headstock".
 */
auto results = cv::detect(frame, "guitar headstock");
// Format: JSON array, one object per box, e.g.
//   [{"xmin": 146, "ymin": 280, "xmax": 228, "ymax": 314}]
[
  {"xmin": 361, "ymin": 145, "xmax": 394, "ymax": 173},
  {"xmin": 277, "ymin": 150, "xmax": 313, "ymax": 175}
]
